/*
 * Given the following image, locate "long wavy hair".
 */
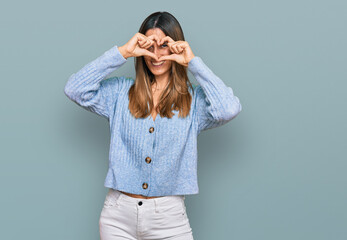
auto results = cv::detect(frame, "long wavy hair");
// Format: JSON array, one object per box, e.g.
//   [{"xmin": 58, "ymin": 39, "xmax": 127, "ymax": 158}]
[{"xmin": 128, "ymin": 11, "xmax": 194, "ymax": 119}]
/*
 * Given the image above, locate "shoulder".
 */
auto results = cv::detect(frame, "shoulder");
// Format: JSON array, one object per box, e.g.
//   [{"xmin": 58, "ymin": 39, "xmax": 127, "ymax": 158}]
[{"xmin": 126, "ymin": 77, "xmax": 135, "ymax": 84}]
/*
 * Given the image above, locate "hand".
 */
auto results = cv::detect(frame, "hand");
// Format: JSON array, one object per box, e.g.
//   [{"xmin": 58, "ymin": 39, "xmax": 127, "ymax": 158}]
[
  {"xmin": 118, "ymin": 33, "xmax": 160, "ymax": 61},
  {"xmin": 157, "ymin": 37, "xmax": 195, "ymax": 67}
]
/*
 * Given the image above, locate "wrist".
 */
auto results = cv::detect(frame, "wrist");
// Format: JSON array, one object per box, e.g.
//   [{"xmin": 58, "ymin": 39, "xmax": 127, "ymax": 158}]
[
  {"xmin": 118, "ymin": 45, "xmax": 130, "ymax": 60},
  {"xmin": 187, "ymin": 55, "xmax": 195, "ymax": 64}
]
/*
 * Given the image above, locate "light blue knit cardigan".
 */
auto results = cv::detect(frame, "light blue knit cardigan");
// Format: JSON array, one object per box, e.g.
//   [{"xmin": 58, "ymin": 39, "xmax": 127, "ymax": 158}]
[{"xmin": 64, "ymin": 45, "xmax": 242, "ymax": 196}]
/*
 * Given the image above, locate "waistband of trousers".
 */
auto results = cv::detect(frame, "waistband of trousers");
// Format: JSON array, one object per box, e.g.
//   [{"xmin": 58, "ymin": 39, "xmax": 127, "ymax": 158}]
[{"xmin": 108, "ymin": 188, "xmax": 185, "ymax": 205}]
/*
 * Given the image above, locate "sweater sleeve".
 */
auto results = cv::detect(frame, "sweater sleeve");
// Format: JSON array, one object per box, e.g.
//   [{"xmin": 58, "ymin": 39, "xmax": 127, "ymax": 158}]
[
  {"xmin": 188, "ymin": 56, "xmax": 242, "ymax": 135},
  {"xmin": 64, "ymin": 45, "xmax": 128, "ymax": 120}
]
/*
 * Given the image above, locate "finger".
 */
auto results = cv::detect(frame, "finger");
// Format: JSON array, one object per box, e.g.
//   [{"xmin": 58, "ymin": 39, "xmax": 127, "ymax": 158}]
[
  {"xmin": 170, "ymin": 43, "xmax": 179, "ymax": 54},
  {"xmin": 173, "ymin": 44, "xmax": 180, "ymax": 54},
  {"xmin": 149, "ymin": 38, "xmax": 157, "ymax": 47},
  {"xmin": 142, "ymin": 50, "xmax": 159, "ymax": 61},
  {"xmin": 177, "ymin": 44, "xmax": 184, "ymax": 53},
  {"xmin": 160, "ymin": 36, "xmax": 175, "ymax": 45},
  {"xmin": 158, "ymin": 38, "xmax": 165, "ymax": 46},
  {"xmin": 142, "ymin": 39, "xmax": 152, "ymax": 48},
  {"xmin": 147, "ymin": 34, "xmax": 161, "ymax": 44},
  {"xmin": 172, "ymin": 44, "xmax": 179, "ymax": 54},
  {"xmin": 137, "ymin": 34, "xmax": 146, "ymax": 42},
  {"xmin": 142, "ymin": 42, "xmax": 151, "ymax": 49},
  {"xmin": 138, "ymin": 39, "xmax": 147, "ymax": 47},
  {"xmin": 173, "ymin": 42, "xmax": 187, "ymax": 54},
  {"xmin": 171, "ymin": 43, "xmax": 177, "ymax": 54},
  {"xmin": 180, "ymin": 41, "xmax": 189, "ymax": 49},
  {"xmin": 138, "ymin": 39, "xmax": 146, "ymax": 48},
  {"xmin": 147, "ymin": 35, "xmax": 161, "ymax": 48},
  {"xmin": 139, "ymin": 36, "xmax": 150, "ymax": 48}
]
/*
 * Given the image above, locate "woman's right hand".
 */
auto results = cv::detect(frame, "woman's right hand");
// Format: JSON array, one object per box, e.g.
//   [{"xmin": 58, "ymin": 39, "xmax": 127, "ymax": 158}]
[{"xmin": 118, "ymin": 33, "xmax": 160, "ymax": 61}]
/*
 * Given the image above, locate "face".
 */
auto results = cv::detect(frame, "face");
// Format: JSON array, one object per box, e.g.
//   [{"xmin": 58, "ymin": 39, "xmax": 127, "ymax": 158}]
[{"xmin": 144, "ymin": 28, "xmax": 172, "ymax": 80}]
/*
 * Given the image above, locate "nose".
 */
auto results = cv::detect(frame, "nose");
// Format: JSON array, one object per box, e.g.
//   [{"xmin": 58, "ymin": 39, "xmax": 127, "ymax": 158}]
[{"xmin": 153, "ymin": 45, "xmax": 161, "ymax": 58}]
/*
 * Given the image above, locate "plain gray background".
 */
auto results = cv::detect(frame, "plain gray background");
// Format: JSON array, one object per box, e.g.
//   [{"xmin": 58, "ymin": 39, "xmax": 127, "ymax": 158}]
[{"xmin": 1, "ymin": 0, "xmax": 346, "ymax": 239}]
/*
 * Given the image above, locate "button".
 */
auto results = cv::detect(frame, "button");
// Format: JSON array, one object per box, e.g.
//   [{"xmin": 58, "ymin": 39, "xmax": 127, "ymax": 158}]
[
  {"xmin": 149, "ymin": 127, "xmax": 154, "ymax": 133},
  {"xmin": 138, "ymin": 201, "xmax": 143, "ymax": 206},
  {"xmin": 145, "ymin": 157, "xmax": 151, "ymax": 164},
  {"xmin": 142, "ymin": 182, "xmax": 148, "ymax": 189}
]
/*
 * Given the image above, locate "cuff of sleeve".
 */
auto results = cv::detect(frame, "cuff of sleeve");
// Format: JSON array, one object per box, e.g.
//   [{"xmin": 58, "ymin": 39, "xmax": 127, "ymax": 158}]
[
  {"xmin": 102, "ymin": 45, "xmax": 128, "ymax": 67},
  {"xmin": 187, "ymin": 56, "xmax": 204, "ymax": 75}
]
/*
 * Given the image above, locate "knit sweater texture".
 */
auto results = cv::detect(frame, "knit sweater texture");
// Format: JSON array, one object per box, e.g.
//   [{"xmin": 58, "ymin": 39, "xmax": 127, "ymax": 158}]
[{"xmin": 64, "ymin": 45, "xmax": 242, "ymax": 196}]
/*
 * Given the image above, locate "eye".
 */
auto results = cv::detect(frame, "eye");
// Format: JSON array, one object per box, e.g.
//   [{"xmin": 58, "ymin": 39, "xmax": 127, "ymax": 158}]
[{"xmin": 161, "ymin": 43, "xmax": 168, "ymax": 48}]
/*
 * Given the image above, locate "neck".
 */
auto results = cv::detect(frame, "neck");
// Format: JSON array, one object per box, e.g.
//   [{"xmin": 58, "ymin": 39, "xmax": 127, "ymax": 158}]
[{"xmin": 154, "ymin": 73, "xmax": 170, "ymax": 89}]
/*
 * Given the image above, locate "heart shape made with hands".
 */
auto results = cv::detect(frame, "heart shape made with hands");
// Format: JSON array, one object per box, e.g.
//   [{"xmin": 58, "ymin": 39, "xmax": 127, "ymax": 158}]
[{"xmin": 145, "ymin": 35, "xmax": 195, "ymax": 67}]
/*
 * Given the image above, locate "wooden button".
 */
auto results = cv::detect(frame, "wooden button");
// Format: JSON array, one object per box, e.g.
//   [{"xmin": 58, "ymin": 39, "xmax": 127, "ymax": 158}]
[
  {"xmin": 145, "ymin": 157, "xmax": 151, "ymax": 164},
  {"xmin": 149, "ymin": 127, "xmax": 154, "ymax": 133},
  {"xmin": 142, "ymin": 182, "xmax": 148, "ymax": 189}
]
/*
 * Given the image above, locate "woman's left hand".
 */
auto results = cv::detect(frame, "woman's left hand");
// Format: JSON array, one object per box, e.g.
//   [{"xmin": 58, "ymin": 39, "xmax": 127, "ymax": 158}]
[{"xmin": 157, "ymin": 36, "xmax": 195, "ymax": 67}]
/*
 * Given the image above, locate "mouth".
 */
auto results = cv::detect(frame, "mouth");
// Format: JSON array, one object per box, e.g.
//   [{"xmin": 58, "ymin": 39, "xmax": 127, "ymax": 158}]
[{"xmin": 151, "ymin": 60, "xmax": 165, "ymax": 67}]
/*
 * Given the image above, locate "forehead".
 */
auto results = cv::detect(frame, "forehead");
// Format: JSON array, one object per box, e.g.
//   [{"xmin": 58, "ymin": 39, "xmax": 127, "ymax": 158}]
[{"xmin": 145, "ymin": 28, "xmax": 166, "ymax": 38}]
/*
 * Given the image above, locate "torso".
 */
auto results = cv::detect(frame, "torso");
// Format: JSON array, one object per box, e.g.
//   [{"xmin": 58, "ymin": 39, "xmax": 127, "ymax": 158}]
[{"xmin": 120, "ymin": 86, "xmax": 162, "ymax": 199}]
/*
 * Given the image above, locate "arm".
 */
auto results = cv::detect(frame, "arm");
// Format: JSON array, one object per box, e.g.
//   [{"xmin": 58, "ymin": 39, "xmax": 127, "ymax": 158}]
[
  {"xmin": 188, "ymin": 56, "xmax": 242, "ymax": 135},
  {"xmin": 64, "ymin": 45, "xmax": 128, "ymax": 120}
]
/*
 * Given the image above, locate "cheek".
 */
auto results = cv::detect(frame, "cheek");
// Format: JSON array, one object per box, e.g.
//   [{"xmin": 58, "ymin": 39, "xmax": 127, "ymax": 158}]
[
  {"xmin": 144, "ymin": 58, "xmax": 152, "ymax": 66},
  {"xmin": 164, "ymin": 61, "xmax": 172, "ymax": 69}
]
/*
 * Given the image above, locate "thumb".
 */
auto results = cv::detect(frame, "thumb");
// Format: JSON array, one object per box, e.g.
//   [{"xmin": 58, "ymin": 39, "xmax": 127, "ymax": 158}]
[
  {"xmin": 142, "ymin": 49, "xmax": 159, "ymax": 61},
  {"xmin": 159, "ymin": 54, "xmax": 177, "ymax": 62}
]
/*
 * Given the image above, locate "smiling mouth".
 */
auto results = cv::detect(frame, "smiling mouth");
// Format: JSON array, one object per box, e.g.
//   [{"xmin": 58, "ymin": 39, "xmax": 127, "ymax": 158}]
[{"xmin": 151, "ymin": 61, "xmax": 165, "ymax": 67}]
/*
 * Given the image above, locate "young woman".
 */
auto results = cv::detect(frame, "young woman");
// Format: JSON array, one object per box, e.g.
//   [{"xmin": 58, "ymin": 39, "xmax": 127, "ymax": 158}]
[{"xmin": 64, "ymin": 11, "xmax": 242, "ymax": 240}]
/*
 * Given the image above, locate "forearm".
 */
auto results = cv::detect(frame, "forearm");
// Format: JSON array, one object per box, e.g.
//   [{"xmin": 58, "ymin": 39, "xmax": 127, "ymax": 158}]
[
  {"xmin": 188, "ymin": 56, "xmax": 242, "ymax": 121},
  {"xmin": 64, "ymin": 45, "xmax": 127, "ymax": 105}
]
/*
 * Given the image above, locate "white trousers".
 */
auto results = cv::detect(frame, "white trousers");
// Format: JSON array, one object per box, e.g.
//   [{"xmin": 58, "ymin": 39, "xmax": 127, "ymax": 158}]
[{"xmin": 99, "ymin": 188, "xmax": 194, "ymax": 240}]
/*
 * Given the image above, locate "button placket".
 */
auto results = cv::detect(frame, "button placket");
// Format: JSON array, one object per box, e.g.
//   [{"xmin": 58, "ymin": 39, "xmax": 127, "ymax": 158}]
[{"xmin": 143, "ymin": 116, "xmax": 158, "ymax": 194}]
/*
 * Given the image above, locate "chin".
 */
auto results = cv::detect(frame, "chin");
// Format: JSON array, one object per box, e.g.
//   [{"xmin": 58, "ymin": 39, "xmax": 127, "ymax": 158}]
[{"xmin": 152, "ymin": 70, "xmax": 166, "ymax": 75}]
